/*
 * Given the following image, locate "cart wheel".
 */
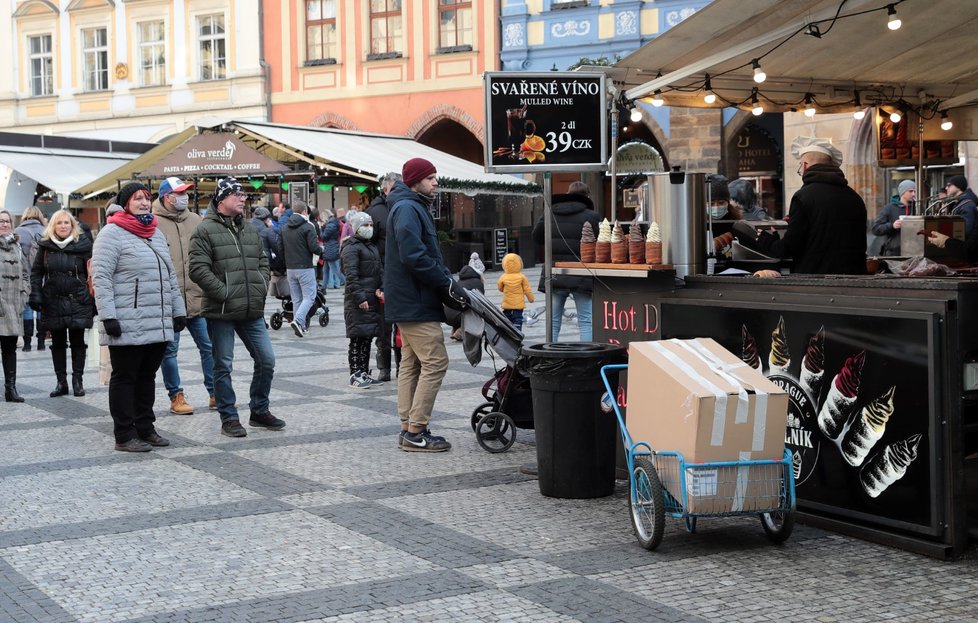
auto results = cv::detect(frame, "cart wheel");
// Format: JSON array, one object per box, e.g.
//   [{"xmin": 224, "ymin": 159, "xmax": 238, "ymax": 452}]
[
  {"xmin": 684, "ymin": 516, "xmax": 697, "ymax": 534},
  {"xmin": 319, "ymin": 311, "xmax": 329, "ymax": 327},
  {"xmin": 475, "ymin": 412, "xmax": 516, "ymax": 453},
  {"xmin": 270, "ymin": 313, "xmax": 283, "ymax": 330},
  {"xmin": 760, "ymin": 510, "xmax": 795, "ymax": 544},
  {"xmin": 629, "ymin": 456, "xmax": 665, "ymax": 550},
  {"xmin": 471, "ymin": 402, "xmax": 495, "ymax": 431}
]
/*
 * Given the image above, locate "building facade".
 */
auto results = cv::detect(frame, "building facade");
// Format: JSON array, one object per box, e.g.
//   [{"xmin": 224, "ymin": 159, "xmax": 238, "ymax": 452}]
[
  {"xmin": 266, "ymin": 1, "xmax": 498, "ymax": 166},
  {"xmin": 0, "ymin": 0, "xmax": 266, "ymax": 143}
]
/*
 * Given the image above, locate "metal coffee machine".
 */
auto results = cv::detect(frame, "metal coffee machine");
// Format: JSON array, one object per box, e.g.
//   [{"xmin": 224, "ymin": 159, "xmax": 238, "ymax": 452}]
[
  {"xmin": 648, "ymin": 169, "xmax": 706, "ymax": 278},
  {"xmin": 898, "ymin": 215, "xmax": 966, "ymax": 261}
]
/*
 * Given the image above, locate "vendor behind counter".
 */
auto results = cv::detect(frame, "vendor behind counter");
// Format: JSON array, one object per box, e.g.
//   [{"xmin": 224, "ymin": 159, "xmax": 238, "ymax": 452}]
[{"xmin": 751, "ymin": 136, "xmax": 867, "ymax": 275}]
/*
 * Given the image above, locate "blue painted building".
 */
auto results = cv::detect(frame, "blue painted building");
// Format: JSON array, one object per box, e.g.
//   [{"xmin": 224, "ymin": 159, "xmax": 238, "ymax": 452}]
[{"xmin": 500, "ymin": 0, "xmax": 712, "ymax": 73}]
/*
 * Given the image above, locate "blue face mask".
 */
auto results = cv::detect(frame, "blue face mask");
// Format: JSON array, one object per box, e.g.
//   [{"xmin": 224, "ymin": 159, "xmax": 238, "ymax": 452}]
[{"xmin": 135, "ymin": 213, "xmax": 154, "ymax": 226}]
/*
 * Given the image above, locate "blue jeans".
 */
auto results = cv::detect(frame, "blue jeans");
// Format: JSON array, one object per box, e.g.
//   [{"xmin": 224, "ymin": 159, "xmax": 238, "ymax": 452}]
[
  {"xmin": 161, "ymin": 316, "xmax": 215, "ymax": 399},
  {"xmin": 503, "ymin": 308, "xmax": 524, "ymax": 331},
  {"xmin": 322, "ymin": 258, "xmax": 344, "ymax": 289},
  {"xmin": 207, "ymin": 317, "xmax": 276, "ymax": 422},
  {"xmin": 551, "ymin": 289, "xmax": 593, "ymax": 342},
  {"xmin": 287, "ymin": 268, "xmax": 317, "ymax": 329}
]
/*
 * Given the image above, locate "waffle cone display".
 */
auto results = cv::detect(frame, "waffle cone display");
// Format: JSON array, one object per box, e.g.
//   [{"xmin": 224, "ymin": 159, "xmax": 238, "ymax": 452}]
[
  {"xmin": 611, "ymin": 241, "xmax": 627, "ymax": 263},
  {"xmin": 628, "ymin": 241, "xmax": 645, "ymax": 264},
  {"xmin": 595, "ymin": 241, "xmax": 611, "ymax": 263},
  {"xmin": 580, "ymin": 241, "xmax": 596, "ymax": 263},
  {"xmin": 646, "ymin": 241, "xmax": 662, "ymax": 265}
]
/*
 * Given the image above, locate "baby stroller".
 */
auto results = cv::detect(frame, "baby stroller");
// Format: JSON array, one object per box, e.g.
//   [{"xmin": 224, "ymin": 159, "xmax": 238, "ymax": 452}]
[
  {"xmin": 269, "ymin": 276, "xmax": 330, "ymax": 330},
  {"xmin": 462, "ymin": 289, "xmax": 534, "ymax": 453}
]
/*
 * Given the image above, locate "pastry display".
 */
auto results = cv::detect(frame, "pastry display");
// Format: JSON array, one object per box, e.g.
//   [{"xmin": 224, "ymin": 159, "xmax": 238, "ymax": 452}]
[
  {"xmin": 741, "ymin": 325, "xmax": 761, "ymax": 371},
  {"xmin": 628, "ymin": 218, "xmax": 645, "ymax": 264},
  {"xmin": 596, "ymin": 218, "xmax": 612, "ymax": 263},
  {"xmin": 611, "ymin": 221, "xmax": 627, "ymax": 263},
  {"xmin": 769, "ymin": 316, "xmax": 790, "ymax": 375},
  {"xmin": 580, "ymin": 221, "xmax": 596, "ymax": 263},
  {"xmin": 842, "ymin": 386, "xmax": 896, "ymax": 467},
  {"xmin": 817, "ymin": 350, "xmax": 865, "ymax": 440},
  {"xmin": 713, "ymin": 231, "xmax": 734, "ymax": 254},
  {"xmin": 645, "ymin": 221, "xmax": 662, "ymax": 265},
  {"xmin": 860, "ymin": 433, "xmax": 922, "ymax": 498},
  {"xmin": 800, "ymin": 327, "xmax": 825, "ymax": 400}
]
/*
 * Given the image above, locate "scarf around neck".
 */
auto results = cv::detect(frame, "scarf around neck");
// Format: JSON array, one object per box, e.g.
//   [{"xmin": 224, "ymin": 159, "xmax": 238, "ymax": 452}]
[
  {"xmin": 50, "ymin": 234, "xmax": 76, "ymax": 249},
  {"xmin": 108, "ymin": 210, "xmax": 158, "ymax": 238}
]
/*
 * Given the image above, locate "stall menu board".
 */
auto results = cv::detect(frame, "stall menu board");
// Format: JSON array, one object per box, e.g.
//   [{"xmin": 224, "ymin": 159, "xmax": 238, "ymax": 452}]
[
  {"xmin": 494, "ymin": 228, "xmax": 508, "ymax": 266},
  {"xmin": 661, "ymin": 303, "xmax": 936, "ymax": 535},
  {"xmin": 484, "ymin": 72, "xmax": 608, "ymax": 174}
]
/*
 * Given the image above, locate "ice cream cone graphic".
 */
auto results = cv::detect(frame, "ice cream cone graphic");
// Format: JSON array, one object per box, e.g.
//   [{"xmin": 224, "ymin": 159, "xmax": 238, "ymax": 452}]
[
  {"xmin": 800, "ymin": 327, "xmax": 825, "ymax": 400},
  {"xmin": 817, "ymin": 351, "xmax": 865, "ymax": 440},
  {"xmin": 860, "ymin": 433, "xmax": 922, "ymax": 498},
  {"xmin": 769, "ymin": 316, "xmax": 790, "ymax": 376},
  {"xmin": 841, "ymin": 386, "xmax": 896, "ymax": 467}
]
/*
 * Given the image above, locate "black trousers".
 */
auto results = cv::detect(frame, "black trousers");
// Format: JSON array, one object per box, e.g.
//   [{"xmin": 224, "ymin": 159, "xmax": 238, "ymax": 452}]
[
  {"xmin": 108, "ymin": 342, "xmax": 166, "ymax": 443},
  {"xmin": 349, "ymin": 337, "xmax": 372, "ymax": 375},
  {"xmin": 375, "ymin": 301, "xmax": 392, "ymax": 372}
]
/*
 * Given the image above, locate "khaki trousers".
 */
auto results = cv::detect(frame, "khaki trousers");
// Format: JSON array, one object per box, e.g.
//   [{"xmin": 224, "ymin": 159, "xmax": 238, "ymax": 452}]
[{"xmin": 396, "ymin": 321, "xmax": 449, "ymax": 429}]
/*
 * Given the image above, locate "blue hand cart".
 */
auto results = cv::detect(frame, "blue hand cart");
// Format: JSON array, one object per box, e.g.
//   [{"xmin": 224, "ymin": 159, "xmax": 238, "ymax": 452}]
[{"xmin": 600, "ymin": 364, "xmax": 796, "ymax": 550}]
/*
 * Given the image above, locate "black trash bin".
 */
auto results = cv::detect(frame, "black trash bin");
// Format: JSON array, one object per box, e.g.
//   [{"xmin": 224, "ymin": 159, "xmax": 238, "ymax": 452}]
[{"xmin": 519, "ymin": 342, "xmax": 626, "ymax": 499}]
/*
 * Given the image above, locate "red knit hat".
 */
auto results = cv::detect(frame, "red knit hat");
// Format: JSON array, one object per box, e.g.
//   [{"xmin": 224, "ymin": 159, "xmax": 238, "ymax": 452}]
[{"xmin": 402, "ymin": 158, "xmax": 437, "ymax": 187}]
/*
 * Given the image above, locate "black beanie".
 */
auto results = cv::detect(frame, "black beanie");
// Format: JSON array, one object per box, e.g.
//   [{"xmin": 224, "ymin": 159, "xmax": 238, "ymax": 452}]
[
  {"xmin": 708, "ymin": 174, "xmax": 730, "ymax": 201},
  {"xmin": 117, "ymin": 182, "xmax": 151, "ymax": 211},
  {"xmin": 948, "ymin": 175, "xmax": 969, "ymax": 192}
]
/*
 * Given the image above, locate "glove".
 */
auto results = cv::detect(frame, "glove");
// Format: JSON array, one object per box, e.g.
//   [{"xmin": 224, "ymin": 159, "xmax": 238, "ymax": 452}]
[
  {"xmin": 103, "ymin": 319, "xmax": 122, "ymax": 337},
  {"xmin": 173, "ymin": 316, "xmax": 187, "ymax": 332},
  {"xmin": 439, "ymin": 279, "xmax": 470, "ymax": 311}
]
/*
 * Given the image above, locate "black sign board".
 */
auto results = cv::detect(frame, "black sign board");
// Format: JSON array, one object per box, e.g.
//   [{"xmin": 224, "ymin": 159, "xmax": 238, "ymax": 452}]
[
  {"xmin": 484, "ymin": 72, "xmax": 608, "ymax": 173},
  {"xmin": 660, "ymin": 302, "xmax": 937, "ymax": 535},
  {"xmin": 494, "ymin": 228, "xmax": 508, "ymax": 265}
]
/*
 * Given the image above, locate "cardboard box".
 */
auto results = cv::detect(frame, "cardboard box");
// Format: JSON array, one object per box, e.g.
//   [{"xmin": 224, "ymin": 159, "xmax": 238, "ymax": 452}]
[{"xmin": 627, "ymin": 338, "xmax": 789, "ymax": 513}]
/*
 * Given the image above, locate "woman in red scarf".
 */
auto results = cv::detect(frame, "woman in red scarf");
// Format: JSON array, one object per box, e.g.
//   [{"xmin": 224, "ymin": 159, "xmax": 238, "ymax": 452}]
[{"xmin": 91, "ymin": 183, "xmax": 187, "ymax": 452}]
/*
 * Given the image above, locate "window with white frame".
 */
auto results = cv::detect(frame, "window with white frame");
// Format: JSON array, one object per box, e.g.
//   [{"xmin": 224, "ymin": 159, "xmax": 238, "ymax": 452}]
[
  {"xmin": 197, "ymin": 14, "xmax": 226, "ymax": 80},
  {"xmin": 138, "ymin": 20, "xmax": 166, "ymax": 86},
  {"xmin": 438, "ymin": 0, "xmax": 472, "ymax": 50},
  {"xmin": 81, "ymin": 27, "xmax": 109, "ymax": 91},
  {"xmin": 27, "ymin": 34, "xmax": 54, "ymax": 96},
  {"xmin": 368, "ymin": 0, "xmax": 401, "ymax": 57},
  {"xmin": 306, "ymin": 0, "xmax": 337, "ymax": 63}
]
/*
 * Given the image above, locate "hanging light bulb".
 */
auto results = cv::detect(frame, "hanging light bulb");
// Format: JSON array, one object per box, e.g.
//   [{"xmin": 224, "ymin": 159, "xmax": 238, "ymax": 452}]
[
  {"xmin": 703, "ymin": 75, "xmax": 716, "ymax": 104},
  {"xmin": 751, "ymin": 89, "xmax": 763, "ymax": 116},
  {"xmin": 651, "ymin": 90, "xmax": 664, "ymax": 107},
  {"xmin": 889, "ymin": 108, "xmax": 902, "ymax": 123},
  {"xmin": 940, "ymin": 110, "xmax": 953, "ymax": 131},
  {"xmin": 887, "ymin": 4, "xmax": 901, "ymax": 30},
  {"xmin": 752, "ymin": 59, "xmax": 766, "ymax": 84},
  {"xmin": 630, "ymin": 105, "xmax": 643, "ymax": 123},
  {"xmin": 803, "ymin": 93, "xmax": 816, "ymax": 117},
  {"xmin": 853, "ymin": 91, "xmax": 866, "ymax": 120}
]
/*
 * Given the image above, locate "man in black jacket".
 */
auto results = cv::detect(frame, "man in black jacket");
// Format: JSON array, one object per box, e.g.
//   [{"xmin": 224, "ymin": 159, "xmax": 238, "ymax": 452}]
[
  {"xmin": 365, "ymin": 172, "xmax": 399, "ymax": 381},
  {"xmin": 277, "ymin": 200, "xmax": 323, "ymax": 337},
  {"xmin": 532, "ymin": 181, "xmax": 600, "ymax": 340},
  {"xmin": 755, "ymin": 137, "xmax": 867, "ymax": 274}
]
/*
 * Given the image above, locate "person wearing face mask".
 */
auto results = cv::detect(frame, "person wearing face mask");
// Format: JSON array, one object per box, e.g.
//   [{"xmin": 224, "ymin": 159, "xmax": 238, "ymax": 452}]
[
  {"xmin": 189, "ymin": 177, "xmax": 285, "ymax": 439},
  {"xmin": 341, "ymin": 211, "xmax": 384, "ymax": 388},
  {"xmin": 92, "ymin": 183, "xmax": 187, "ymax": 452},
  {"xmin": 0, "ymin": 210, "xmax": 30, "ymax": 402},
  {"xmin": 29, "ymin": 209, "xmax": 96, "ymax": 399},
  {"xmin": 152, "ymin": 177, "xmax": 216, "ymax": 415}
]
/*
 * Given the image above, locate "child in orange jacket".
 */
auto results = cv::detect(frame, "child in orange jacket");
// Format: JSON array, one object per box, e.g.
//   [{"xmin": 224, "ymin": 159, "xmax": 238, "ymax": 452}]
[{"xmin": 497, "ymin": 253, "xmax": 534, "ymax": 331}]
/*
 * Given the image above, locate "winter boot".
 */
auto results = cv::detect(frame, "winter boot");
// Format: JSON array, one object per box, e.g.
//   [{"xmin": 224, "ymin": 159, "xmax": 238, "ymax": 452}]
[
  {"xmin": 50, "ymin": 347, "xmax": 68, "ymax": 397},
  {"xmin": 22, "ymin": 319, "xmax": 33, "ymax": 352},
  {"xmin": 37, "ymin": 328, "xmax": 46, "ymax": 351},
  {"xmin": 71, "ymin": 345, "xmax": 87, "ymax": 397},
  {"xmin": 3, "ymin": 349, "xmax": 24, "ymax": 403}
]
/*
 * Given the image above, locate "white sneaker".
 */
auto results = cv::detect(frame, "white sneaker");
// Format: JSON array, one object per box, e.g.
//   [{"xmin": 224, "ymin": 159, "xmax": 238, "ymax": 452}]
[
  {"xmin": 349, "ymin": 372, "xmax": 372, "ymax": 389},
  {"xmin": 290, "ymin": 319, "xmax": 305, "ymax": 337}
]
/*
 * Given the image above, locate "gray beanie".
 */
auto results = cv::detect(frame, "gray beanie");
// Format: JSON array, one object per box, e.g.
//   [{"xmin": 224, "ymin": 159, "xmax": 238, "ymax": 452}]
[
  {"xmin": 897, "ymin": 180, "xmax": 916, "ymax": 196},
  {"xmin": 347, "ymin": 210, "xmax": 373, "ymax": 235},
  {"xmin": 253, "ymin": 207, "xmax": 271, "ymax": 220}
]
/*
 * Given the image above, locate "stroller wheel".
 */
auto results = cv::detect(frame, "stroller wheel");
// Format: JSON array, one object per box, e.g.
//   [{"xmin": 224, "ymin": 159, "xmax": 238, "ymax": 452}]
[
  {"xmin": 319, "ymin": 310, "xmax": 329, "ymax": 327},
  {"xmin": 270, "ymin": 313, "xmax": 283, "ymax": 330},
  {"xmin": 475, "ymin": 412, "xmax": 516, "ymax": 453},
  {"xmin": 471, "ymin": 401, "xmax": 495, "ymax": 431}
]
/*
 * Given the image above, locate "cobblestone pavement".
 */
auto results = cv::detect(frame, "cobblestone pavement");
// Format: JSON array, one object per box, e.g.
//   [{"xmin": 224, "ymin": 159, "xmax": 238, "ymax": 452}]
[{"xmin": 2, "ymin": 267, "xmax": 976, "ymax": 623}]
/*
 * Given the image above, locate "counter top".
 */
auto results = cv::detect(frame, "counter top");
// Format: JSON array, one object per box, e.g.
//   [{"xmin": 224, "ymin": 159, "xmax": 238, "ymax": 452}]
[{"xmin": 685, "ymin": 273, "xmax": 978, "ymax": 291}]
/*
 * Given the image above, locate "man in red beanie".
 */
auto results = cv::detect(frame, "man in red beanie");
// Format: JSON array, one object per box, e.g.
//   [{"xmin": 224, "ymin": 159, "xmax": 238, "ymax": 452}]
[{"xmin": 384, "ymin": 157, "xmax": 469, "ymax": 452}]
